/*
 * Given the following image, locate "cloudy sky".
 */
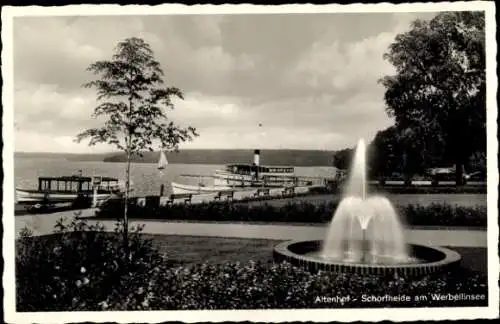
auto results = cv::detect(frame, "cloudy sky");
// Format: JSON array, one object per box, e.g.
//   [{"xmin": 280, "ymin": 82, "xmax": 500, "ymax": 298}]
[{"xmin": 13, "ymin": 11, "xmax": 439, "ymax": 153}]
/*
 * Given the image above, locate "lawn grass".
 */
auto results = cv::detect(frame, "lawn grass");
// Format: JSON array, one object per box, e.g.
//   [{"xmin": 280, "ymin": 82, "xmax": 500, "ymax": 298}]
[
  {"xmin": 448, "ymin": 246, "xmax": 488, "ymax": 274},
  {"xmin": 144, "ymin": 234, "xmax": 488, "ymax": 275},
  {"xmin": 15, "ymin": 229, "xmax": 488, "ymax": 275},
  {"xmin": 145, "ymin": 234, "xmax": 280, "ymax": 266}
]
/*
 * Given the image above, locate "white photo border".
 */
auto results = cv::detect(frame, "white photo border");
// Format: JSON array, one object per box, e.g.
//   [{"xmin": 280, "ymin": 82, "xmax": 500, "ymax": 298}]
[{"xmin": 2, "ymin": 2, "xmax": 498, "ymax": 322}]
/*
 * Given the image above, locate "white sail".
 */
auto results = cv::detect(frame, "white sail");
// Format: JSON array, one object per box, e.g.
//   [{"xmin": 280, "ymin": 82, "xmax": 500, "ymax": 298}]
[{"xmin": 158, "ymin": 150, "xmax": 168, "ymax": 170}]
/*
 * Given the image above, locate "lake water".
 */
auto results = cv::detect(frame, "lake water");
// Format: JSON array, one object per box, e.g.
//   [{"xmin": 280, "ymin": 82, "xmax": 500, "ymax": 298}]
[{"xmin": 14, "ymin": 157, "xmax": 338, "ymax": 197}]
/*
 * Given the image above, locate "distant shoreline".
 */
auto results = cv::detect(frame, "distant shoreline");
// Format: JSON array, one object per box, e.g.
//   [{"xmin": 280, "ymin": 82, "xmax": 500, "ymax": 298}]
[
  {"xmin": 14, "ymin": 149, "xmax": 338, "ymax": 167},
  {"xmin": 15, "ymin": 159, "xmax": 334, "ymax": 167}
]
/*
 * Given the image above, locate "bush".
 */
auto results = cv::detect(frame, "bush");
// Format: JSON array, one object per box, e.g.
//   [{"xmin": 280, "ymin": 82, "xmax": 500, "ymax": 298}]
[
  {"xmin": 302, "ymin": 184, "xmax": 486, "ymax": 195},
  {"xmin": 16, "ymin": 216, "xmax": 166, "ymax": 311},
  {"xmin": 95, "ymin": 200, "xmax": 487, "ymax": 228},
  {"xmin": 148, "ymin": 262, "xmax": 486, "ymax": 309},
  {"xmin": 368, "ymin": 185, "xmax": 486, "ymax": 194},
  {"xmin": 404, "ymin": 204, "xmax": 487, "ymax": 228},
  {"xmin": 16, "ymin": 216, "xmax": 488, "ymax": 311},
  {"xmin": 17, "ymin": 240, "xmax": 488, "ymax": 311}
]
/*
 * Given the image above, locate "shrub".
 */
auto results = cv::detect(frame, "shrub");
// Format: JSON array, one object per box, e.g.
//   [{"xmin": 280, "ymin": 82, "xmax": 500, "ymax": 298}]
[
  {"xmin": 18, "ymin": 249, "xmax": 488, "ymax": 311},
  {"xmin": 403, "ymin": 204, "xmax": 488, "ymax": 228},
  {"xmin": 16, "ymin": 215, "xmax": 488, "ymax": 311},
  {"xmin": 16, "ymin": 216, "xmax": 165, "ymax": 311},
  {"xmin": 369, "ymin": 185, "xmax": 486, "ymax": 194},
  {"xmin": 95, "ymin": 200, "xmax": 487, "ymax": 228}
]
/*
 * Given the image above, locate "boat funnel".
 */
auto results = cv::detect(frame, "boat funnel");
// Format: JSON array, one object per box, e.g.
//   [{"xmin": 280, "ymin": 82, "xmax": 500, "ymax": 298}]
[{"xmin": 254, "ymin": 149, "xmax": 260, "ymax": 166}]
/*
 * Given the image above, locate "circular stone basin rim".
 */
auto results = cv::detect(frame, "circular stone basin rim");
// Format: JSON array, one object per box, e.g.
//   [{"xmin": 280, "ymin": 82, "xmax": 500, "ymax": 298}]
[{"xmin": 274, "ymin": 240, "xmax": 462, "ymax": 271}]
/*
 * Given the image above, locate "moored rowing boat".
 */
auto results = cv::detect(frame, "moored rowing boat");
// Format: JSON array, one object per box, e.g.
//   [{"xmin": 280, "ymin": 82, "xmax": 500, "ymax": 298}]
[
  {"xmin": 171, "ymin": 182, "xmax": 232, "ymax": 195},
  {"xmin": 15, "ymin": 189, "xmax": 114, "ymax": 204}
]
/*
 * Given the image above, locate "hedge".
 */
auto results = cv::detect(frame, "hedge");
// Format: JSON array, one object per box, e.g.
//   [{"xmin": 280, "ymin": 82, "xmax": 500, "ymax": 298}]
[
  {"xmin": 95, "ymin": 200, "xmax": 487, "ymax": 228},
  {"xmin": 366, "ymin": 185, "xmax": 486, "ymax": 194},
  {"xmin": 16, "ymin": 218, "xmax": 487, "ymax": 311},
  {"xmin": 313, "ymin": 185, "xmax": 485, "ymax": 195}
]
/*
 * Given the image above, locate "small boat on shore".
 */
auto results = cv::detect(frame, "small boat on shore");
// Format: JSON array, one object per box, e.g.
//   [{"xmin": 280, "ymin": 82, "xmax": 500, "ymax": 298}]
[
  {"xmin": 171, "ymin": 181, "xmax": 232, "ymax": 195},
  {"xmin": 16, "ymin": 174, "xmax": 124, "ymax": 208}
]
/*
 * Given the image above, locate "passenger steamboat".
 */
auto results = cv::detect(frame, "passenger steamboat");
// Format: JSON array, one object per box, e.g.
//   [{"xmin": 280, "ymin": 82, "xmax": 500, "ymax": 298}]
[{"xmin": 171, "ymin": 150, "xmax": 328, "ymax": 194}]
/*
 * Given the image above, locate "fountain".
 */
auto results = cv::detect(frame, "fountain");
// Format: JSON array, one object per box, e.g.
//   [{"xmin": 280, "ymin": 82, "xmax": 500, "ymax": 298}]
[
  {"xmin": 273, "ymin": 139, "xmax": 462, "ymax": 276},
  {"xmin": 321, "ymin": 139, "xmax": 410, "ymax": 264}
]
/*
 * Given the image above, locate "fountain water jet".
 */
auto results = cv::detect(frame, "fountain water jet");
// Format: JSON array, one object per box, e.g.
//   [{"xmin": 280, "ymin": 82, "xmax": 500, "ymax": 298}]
[
  {"xmin": 273, "ymin": 138, "xmax": 462, "ymax": 275},
  {"xmin": 321, "ymin": 139, "xmax": 409, "ymax": 264},
  {"xmin": 345, "ymin": 139, "xmax": 367, "ymax": 200}
]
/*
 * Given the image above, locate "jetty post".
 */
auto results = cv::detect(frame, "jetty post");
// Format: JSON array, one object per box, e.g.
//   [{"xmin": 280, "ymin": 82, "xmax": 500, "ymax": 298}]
[{"xmin": 92, "ymin": 176, "xmax": 101, "ymax": 208}]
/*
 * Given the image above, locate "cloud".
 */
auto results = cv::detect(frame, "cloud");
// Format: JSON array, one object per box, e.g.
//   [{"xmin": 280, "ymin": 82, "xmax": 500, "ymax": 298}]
[
  {"xmin": 11, "ymin": 12, "xmax": 440, "ymax": 153},
  {"xmin": 15, "ymin": 130, "xmax": 112, "ymax": 153},
  {"xmin": 289, "ymin": 17, "xmax": 415, "ymax": 95},
  {"xmin": 14, "ymin": 83, "xmax": 103, "ymax": 135},
  {"xmin": 168, "ymin": 92, "xmax": 250, "ymax": 129}
]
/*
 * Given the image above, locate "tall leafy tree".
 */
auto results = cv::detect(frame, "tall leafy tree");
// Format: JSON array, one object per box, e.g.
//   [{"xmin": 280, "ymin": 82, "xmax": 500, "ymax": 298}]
[
  {"xmin": 368, "ymin": 126, "xmax": 403, "ymax": 179},
  {"xmin": 76, "ymin": 37, "xmax": 198, "ymax": 248},
  {"xmin": 368, "ymin": 126, "xmax": 441, "ymax": 182},
  {"xmin": 332, "ymin": 148, "xmax": 354, "ymax": 171},
  {"xmin": 379, "ymin": 11, "xmax": 485, "ymax": 185}
]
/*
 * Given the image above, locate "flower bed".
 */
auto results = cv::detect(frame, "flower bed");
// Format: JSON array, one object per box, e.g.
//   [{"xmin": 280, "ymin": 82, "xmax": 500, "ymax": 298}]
[
  {"xmin": 95, "ymin": 200, "xmax": 487, "ymax": 228},
  {"xmin": 16, "ymin": 219, "xmax": 487, "ymax": 311}
]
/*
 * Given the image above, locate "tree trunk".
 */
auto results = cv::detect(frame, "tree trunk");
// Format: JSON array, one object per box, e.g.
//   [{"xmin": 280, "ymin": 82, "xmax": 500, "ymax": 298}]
[
  {"xmin": 379, "ymin": 173, "xmax": 386, "ymax": 186},
  {"xmin": 123, "ymin": 145, "xmax": 131, "ymax": 254},
  {"xmin": 455, "ymin": 161, "xmax": 464, "ymax": 186},
  {"xmin": 402, "ymin": 152, "xmax": 412, "ymax": 186},
  {"xmin": 124, "ymin": 93, "xmax": 133, "ymax": 257}
]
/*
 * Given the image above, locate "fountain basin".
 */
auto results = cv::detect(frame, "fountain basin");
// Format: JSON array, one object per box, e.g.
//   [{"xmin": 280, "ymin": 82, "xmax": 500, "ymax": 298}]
[{"xmin": 273, "ymin": 240, "xmax": 462, "ymax": 276}]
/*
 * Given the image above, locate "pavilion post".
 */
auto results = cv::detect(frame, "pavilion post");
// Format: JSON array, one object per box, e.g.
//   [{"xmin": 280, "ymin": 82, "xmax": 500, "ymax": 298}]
[{"xmin": 92, "ymin": 184, "xmax": 98, "ymax": 208}]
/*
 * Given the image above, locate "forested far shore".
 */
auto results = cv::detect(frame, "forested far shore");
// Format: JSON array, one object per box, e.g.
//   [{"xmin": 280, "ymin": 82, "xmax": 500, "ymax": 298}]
[{"xmin": 15, "ymin": 149, "xmax": 338, "ymax": 167}]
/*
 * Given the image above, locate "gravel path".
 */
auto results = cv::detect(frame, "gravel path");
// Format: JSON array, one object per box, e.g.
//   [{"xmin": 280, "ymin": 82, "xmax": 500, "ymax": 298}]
[{"xmin": 15, "ymin": 208, "xmax": 487, "ymax": 247}]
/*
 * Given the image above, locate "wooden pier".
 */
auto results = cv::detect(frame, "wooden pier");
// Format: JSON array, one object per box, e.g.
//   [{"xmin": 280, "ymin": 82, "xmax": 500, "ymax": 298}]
[{"xmin": 133, "ymin": 185, "xmax": 315, "ymax": 207}]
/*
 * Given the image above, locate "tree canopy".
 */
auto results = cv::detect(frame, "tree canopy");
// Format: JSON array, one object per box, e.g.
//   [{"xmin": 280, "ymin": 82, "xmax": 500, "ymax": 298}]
[
  {"xmin": 332, "ymin": 148, "xmax": 354, "ymax": 171},
  {"xmin": 76, "ymin": 37, "xmax": 198, "ymax": 154},
  {"xmin": 368, "ymin": 126, "xmax": 403, "ymax": 178},
  {"xmin": 379, "ymin": 11, "xmax": 486, "ymax": 184},
  {"xmin": 76, "ymin": 37, "xmax": 198, "ymax": 250}
]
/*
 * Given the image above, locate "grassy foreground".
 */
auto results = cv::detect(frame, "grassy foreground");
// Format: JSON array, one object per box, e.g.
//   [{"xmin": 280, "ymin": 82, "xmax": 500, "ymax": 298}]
[
  {"xmin": 16, "ymin": 218, "xmax": 488, "ymax": 311},
  {"xmin": 133, "ymin": 234, "xmax": 489, "ymax": 274}
]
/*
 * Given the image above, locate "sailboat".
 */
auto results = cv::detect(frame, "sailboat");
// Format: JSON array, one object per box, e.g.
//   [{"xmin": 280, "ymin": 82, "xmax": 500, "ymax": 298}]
[{"xmin": 158, "ymin": 150, "xmax": 168, "ymax": 170}]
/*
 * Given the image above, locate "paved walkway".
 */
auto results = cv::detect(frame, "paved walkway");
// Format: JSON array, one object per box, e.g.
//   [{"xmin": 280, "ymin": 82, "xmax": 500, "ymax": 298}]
[{"xmin": 15, "ymin": 208, "xmax": 487, "ymax": 247}]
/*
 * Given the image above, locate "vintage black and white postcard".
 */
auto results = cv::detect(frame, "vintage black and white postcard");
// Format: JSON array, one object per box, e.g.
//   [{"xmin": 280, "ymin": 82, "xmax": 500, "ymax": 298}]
[{"xmin": 2, "ymin": 2, "xmax": 498, "ymax": 323}]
